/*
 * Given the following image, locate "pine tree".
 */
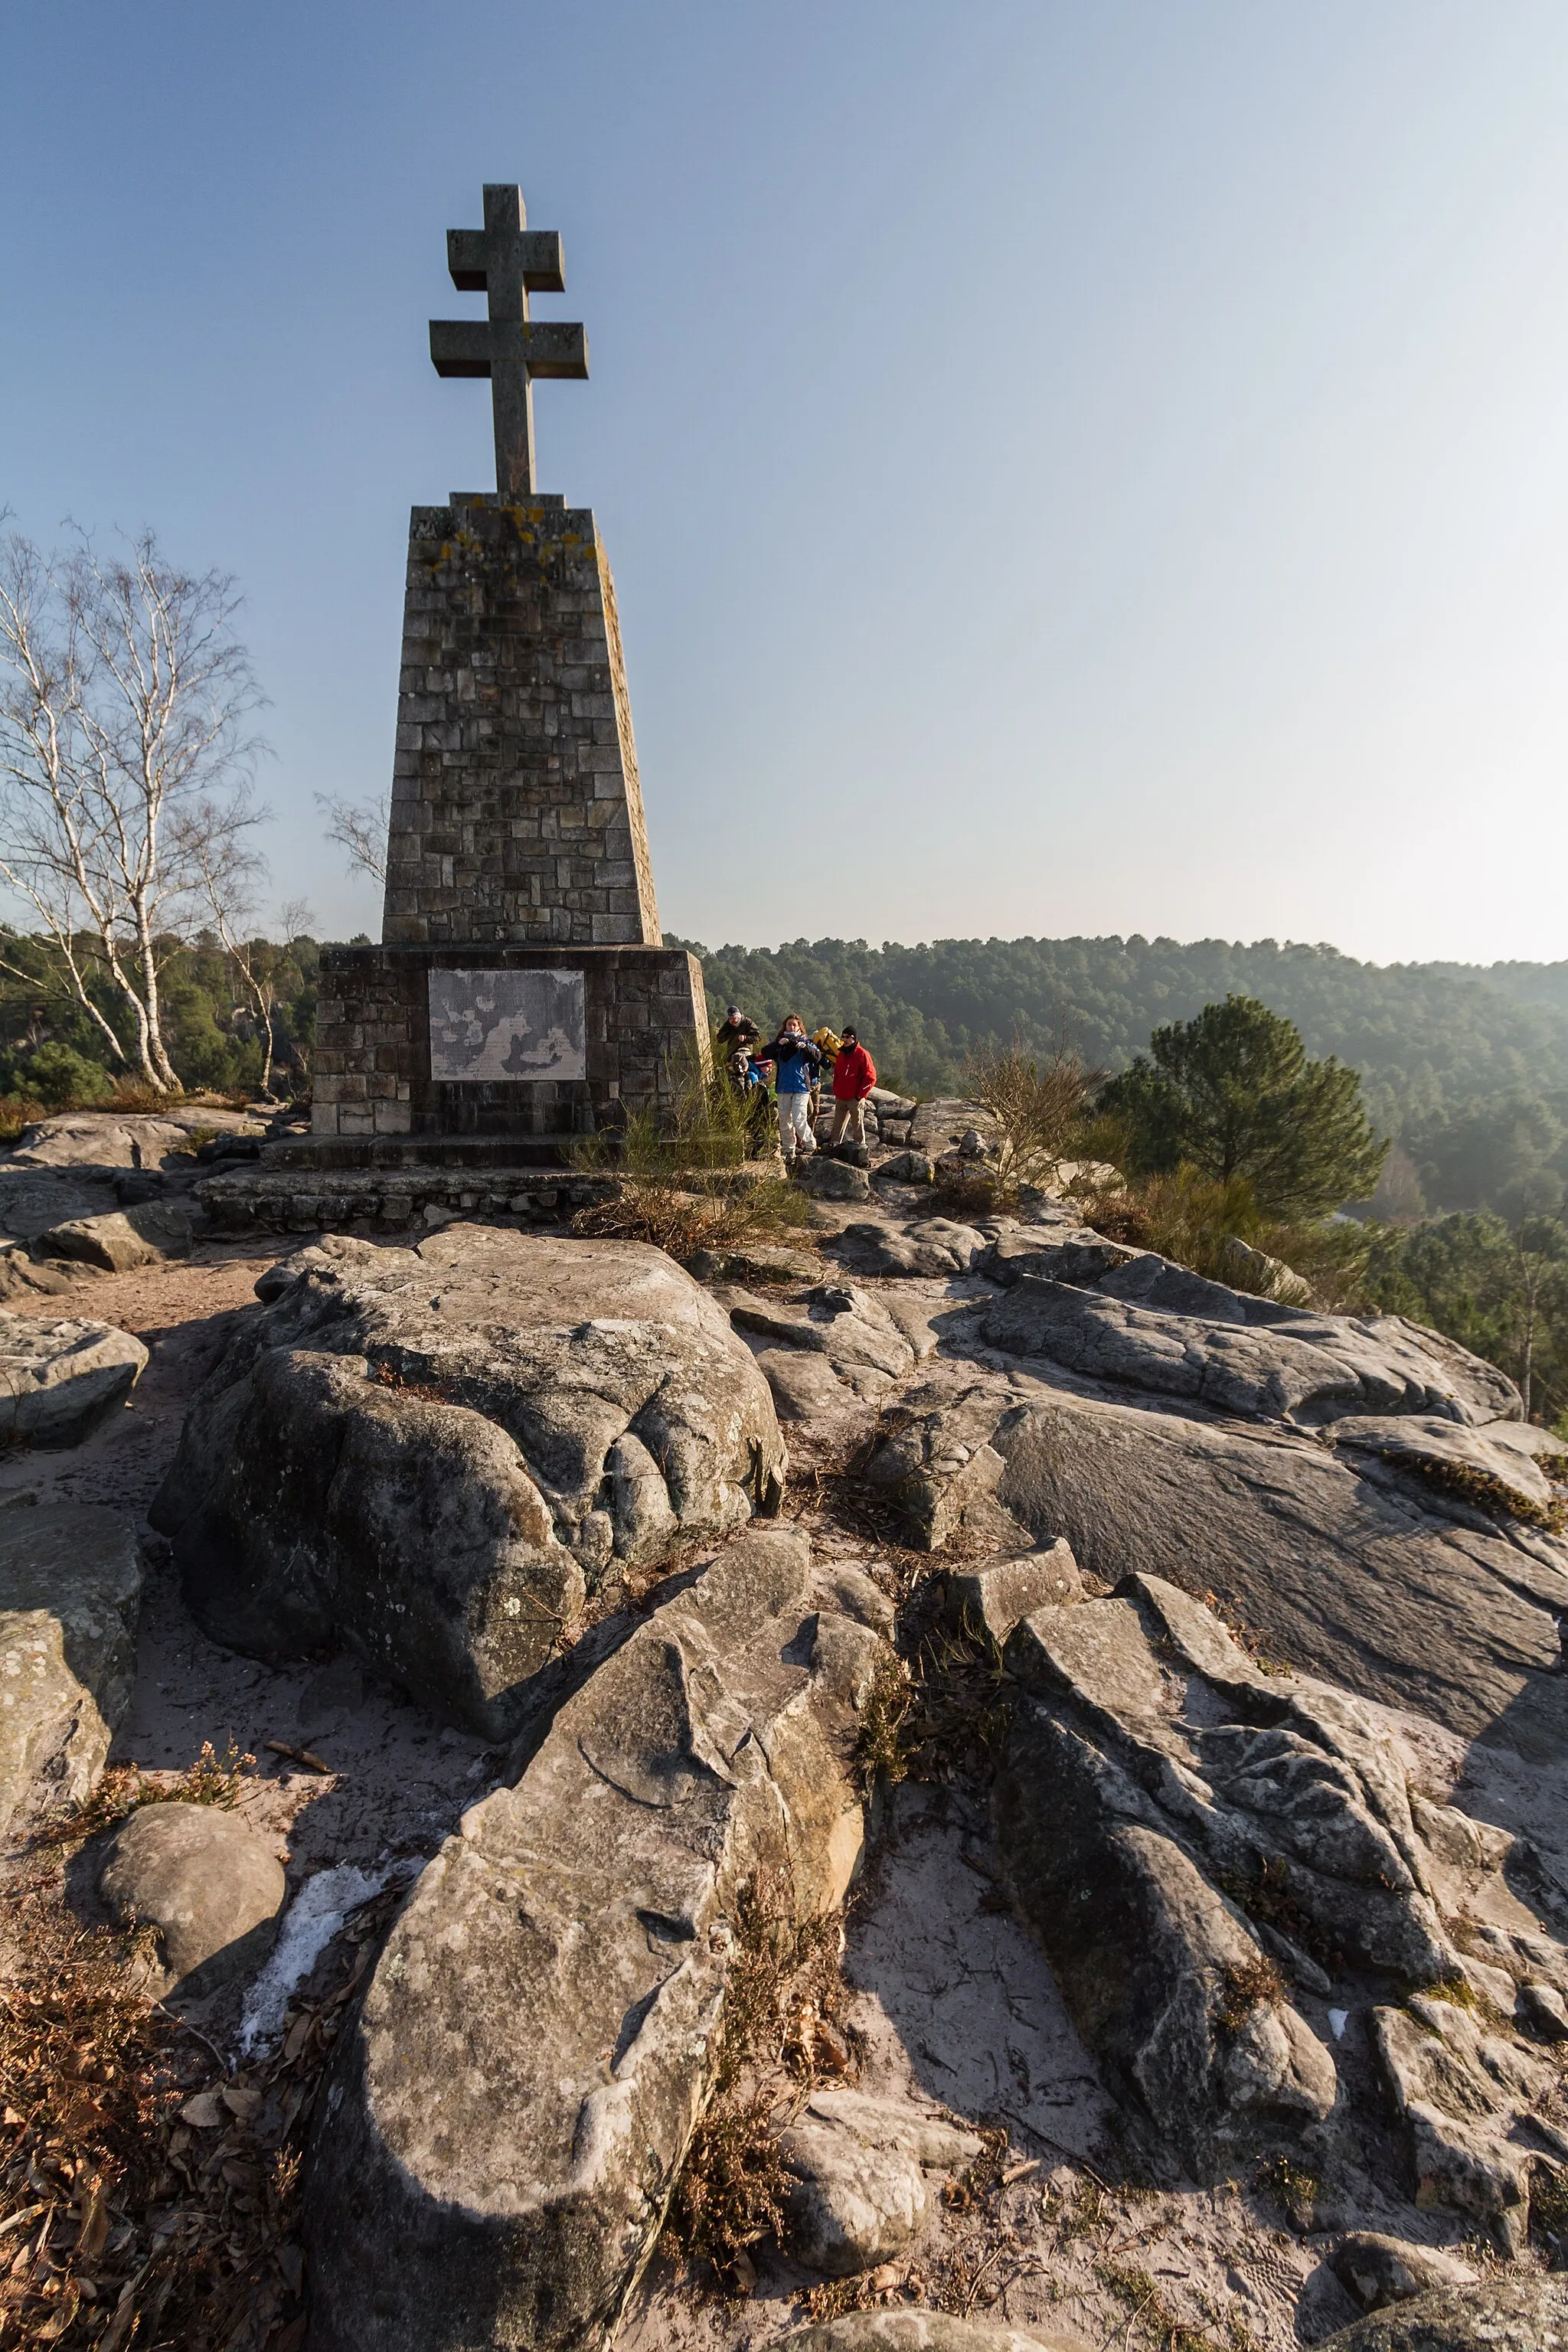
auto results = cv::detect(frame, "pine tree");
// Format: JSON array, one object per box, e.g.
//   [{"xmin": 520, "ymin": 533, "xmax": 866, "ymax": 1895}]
[{"xmin": 1101, "ymin": 994, "xmax": 1387, "ymax": 1220}]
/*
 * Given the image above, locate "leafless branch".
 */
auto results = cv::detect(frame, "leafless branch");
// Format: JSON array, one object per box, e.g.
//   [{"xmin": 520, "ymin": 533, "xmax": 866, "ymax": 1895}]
[{"xmin": 316, "ymin": 792, "xmax": 388, "ymax": 887}]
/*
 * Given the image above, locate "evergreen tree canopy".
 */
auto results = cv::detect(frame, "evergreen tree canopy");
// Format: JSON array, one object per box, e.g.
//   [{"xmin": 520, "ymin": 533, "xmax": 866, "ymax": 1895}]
[{"xmin": 1099, "ymin": 994, "xmax": 1388, "ymax": 1218}]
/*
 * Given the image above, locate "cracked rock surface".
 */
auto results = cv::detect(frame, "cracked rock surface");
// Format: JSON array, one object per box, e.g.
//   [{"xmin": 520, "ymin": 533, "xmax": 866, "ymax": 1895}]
[{"xmin": 992, "ymin": 1570, "xmax": 1568, "ymax": 2207}]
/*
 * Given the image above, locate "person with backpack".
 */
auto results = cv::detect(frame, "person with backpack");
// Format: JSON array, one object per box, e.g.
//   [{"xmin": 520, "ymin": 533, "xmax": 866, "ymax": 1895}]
[
  {"xmin": 714, "ymin": 1004, "xmax": 761, "ymax": 1059},
  {"xmin": 826, "ymin": 1025, "xmax": 877, "ymax": 1150},
  {"xmin": 759, "ymin": 1013, "xmax": 822, "ymax": 1165}
]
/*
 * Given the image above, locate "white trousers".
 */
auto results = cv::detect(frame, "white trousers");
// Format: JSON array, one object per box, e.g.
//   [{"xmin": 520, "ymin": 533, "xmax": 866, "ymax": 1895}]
[{"xmin": 778, "ymin": 1093, "xmax": 815, "ymax": 1160}]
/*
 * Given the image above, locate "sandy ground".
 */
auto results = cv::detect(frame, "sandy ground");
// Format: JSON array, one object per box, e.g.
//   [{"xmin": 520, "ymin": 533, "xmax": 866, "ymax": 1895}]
[{"xmin": 0, "ymin": 1214, "xmax": 1553, "ymax": 2350}]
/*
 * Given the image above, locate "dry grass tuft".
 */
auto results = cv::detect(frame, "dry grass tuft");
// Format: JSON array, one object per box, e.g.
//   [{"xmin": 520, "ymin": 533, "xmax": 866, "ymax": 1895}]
[
  {"xmin": 0, "ymin": 1865, "xmax": 394, "ymax": 2352},
  {"xmin": 965, "ymin": 1041, "xmax": 1105, "ymax": 1205},
  {"xmin": 33, "ymin": 1744, "xmax": 256, "ymax": 1854},
  {"xmin": 571, "ymin": 1172, "xmax": 812, "ymax": 1263},
  {"xmin": 659, "ymin": 1875, "xmax": 854, "ymax": 2294},
  {"xmin": 1214, "ymin": 1954, "xmax": 1287, "ymax": 2036}
]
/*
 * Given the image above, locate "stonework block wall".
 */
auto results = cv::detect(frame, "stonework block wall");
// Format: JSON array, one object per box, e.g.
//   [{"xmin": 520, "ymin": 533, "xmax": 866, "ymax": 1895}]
[
  {"xmin": 380, "ymin": 498, "xmax": 662, "ymax": 949},
  {"xmin": 312, "ymin": 945, "xmax": 708, "ymax": 1138}
]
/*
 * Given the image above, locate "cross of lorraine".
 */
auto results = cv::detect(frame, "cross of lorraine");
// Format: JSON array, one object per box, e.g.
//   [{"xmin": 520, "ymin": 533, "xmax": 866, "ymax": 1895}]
[{"xmin": 429, "ymin": 183, "xmax": 589, "ymax": 501}]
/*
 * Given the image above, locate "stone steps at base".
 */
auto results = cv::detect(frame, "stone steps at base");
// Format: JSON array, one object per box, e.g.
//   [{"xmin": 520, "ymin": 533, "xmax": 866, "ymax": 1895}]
[
  {"xmin": 195, "ymin": 1167, "xmax": 616, "ymax": 1237},
  {"xmin": 265, "ymin": 1132, "xmax": 577, "ymax": 1171}
]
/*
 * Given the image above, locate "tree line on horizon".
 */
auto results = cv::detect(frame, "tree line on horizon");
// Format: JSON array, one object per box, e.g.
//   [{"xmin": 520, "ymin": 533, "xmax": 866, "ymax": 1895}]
[{"xmin": 675, "ymin": 930, "xmax": 1568, "ymax": 1224}]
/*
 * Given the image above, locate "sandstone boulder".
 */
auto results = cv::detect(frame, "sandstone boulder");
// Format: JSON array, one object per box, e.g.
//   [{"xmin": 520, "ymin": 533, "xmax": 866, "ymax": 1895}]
[
  {"xmin": 796, "ymin": 1157, "xmax": 873, "ymax": 1203},
  {"xmin": 873, "ymin": 1152, "xmax": 936, "ymax": 1186},
  {"xmin": 0, "ymin": 1312, "xmax": 148, "ymax": 1446},
  {"xmin": 1327, "ymin": 2233, "xmax": 1477, "ymax": 2314},
  {"xmin": 779, "ymin": 2089, "xmax": 983, "ymax": 2275},
  {"xmin": 0, "ymin": 1505, "xmax": 142, "ymax": 1844},
  {"xmin": 305, "ymin": 1527, "xmax": 891, "ymax": 2352},
  {"xmin": 782, "ymin": 2316, "xmax": 1092, "ymax": 2352},
  {"xmin": 1320, "ymin": 2273, "xmax": 1568, "ymax": 2350},
  {"xmin": 719, "ymin": 1282, "xmax": 916, "ymax": 1402},
  {"xmin": 37, "ymin": 1202, "xmax": 195, "ymax": 1272},
  {"xmin": 99, "ymin": 1801, "xmax": 286, "ymax": 2001},
  {"xmin": 861, "ymin": 1382, "xmax": 1030, "ymax": 1552},
  {"xmin": 151, "ymin": 1230, "xmax": 786, "ymax": 1739},
  {"xmin": 8, "ymin": 1106, "xmax": 264, "ymax": 1169},
  {"xmin": 834, "ymin": 1220, "xmax": 988, "ymax": 1279},
  {"xmin": 756, "ymin": 1348, "xmax": 854, "ymax": 1421},
  {"xmin": 949, "ymin": 1540, "xmax": 1083, "ymax": 1647}
]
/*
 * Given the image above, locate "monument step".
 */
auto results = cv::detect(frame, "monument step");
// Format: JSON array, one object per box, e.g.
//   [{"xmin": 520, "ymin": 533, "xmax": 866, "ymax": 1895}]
[
  {"xmin": 266, "ymin": 1132, "xmax": 581, "ymax": 1172},
  {"xmin": 195, "ymin": 1161, "xmax": 616, "ymax": 1239}
]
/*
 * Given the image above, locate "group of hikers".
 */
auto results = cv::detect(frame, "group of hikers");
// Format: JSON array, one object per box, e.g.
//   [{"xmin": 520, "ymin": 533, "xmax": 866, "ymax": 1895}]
[{"xmin": 713, "ymin": 1004, "xmax": 877, "ymax": 1165}]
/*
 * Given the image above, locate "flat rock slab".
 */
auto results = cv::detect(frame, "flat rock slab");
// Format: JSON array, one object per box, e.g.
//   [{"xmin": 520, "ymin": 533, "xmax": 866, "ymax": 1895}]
[
  {"xmin": 0, "ymin": 1504, "xmax": 142, "ymax": 1844},
  {"xmin": 8, "ymin": 1107, "xmax": 264, "ymax": 1169},
  {"xmin": 305, "ymin": 1527, "xmax": 890, "ymax": 2352},
  {"xmin": 990, "ymin": 1388, "xmax": 1568, "ymax": 1739},
  {"xmin": 0, "ymin": 1312, "xmax": 149, "ymax": 1448},
  {"xmin": 984, "ymin": 1276, "xmax": 1518, "ymax": 1429},
  {"xmin": 99, "ymin": 1800, "xmax": 286, "ymax": 2001},
  {"xmin": 1320, "ymin": 2273, "xmax": 1568, "ymax": 2349},
  {"xmin": 152, "ymin": 1228, "xmax": 786, "ymax": 1738}
]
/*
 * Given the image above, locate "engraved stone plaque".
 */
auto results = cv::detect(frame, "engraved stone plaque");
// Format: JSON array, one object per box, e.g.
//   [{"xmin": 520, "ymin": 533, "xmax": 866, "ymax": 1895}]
[{"xmin": 427, "ymin": 969, "xmax": 586, "ymax": 1083}]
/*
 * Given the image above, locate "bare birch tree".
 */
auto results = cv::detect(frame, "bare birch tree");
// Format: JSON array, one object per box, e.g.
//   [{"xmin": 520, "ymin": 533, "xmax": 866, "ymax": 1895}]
[
  {"xmin": 317, "ymin": 790, "xmax": 388, "ymax": 887},
  {"xmin": 0, "ymin": 524, "xmax": 266, "ymax": 1092}
]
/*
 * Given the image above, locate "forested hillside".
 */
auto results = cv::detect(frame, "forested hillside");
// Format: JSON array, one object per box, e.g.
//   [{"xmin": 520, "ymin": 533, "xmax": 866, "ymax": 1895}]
[
  {"xmin": 674, "ymin": 934, "xmax": 1568, "ymax": 1217},
  {"xmin": 6, "ymin": 921, "xmax": 1568, "ymax": 1218}
]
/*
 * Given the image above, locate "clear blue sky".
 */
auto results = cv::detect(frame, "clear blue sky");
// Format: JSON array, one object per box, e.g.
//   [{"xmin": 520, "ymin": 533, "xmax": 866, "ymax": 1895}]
[{"xmin": 4, "ymin": 2, "xmax": 1566, "ymax": 961}]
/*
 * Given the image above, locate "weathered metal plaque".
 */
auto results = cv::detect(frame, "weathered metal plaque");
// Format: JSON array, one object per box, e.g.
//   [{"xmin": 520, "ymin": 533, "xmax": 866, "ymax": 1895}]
[{"xmin": 426, "ymin": 969, "xmax": 587, "ymax": 1083}]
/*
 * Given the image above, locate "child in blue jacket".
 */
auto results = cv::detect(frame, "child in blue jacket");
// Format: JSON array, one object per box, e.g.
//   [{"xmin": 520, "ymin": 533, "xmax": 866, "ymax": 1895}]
[{"xmin": 759, "ymin": 1014, "xmax": 822, "ymax": 1165}]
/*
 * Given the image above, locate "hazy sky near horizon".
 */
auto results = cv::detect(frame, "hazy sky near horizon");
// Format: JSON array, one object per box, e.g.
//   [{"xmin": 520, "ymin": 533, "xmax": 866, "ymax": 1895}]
[{"xmin": 3, "ymin": 2, "xmax": 1566, "ymax": 963}]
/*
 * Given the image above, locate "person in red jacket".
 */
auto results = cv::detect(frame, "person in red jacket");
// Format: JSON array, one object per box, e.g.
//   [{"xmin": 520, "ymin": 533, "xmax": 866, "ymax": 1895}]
[{"xmin": 827, "ymin": 1025, "xmax": 876, "ymax": 1150}]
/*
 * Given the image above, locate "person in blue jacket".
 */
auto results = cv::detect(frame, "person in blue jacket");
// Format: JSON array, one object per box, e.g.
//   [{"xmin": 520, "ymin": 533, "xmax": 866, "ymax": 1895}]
[{"xmin": 760, "ymin": 1013, "xmax": 822, "ymax": 1165}]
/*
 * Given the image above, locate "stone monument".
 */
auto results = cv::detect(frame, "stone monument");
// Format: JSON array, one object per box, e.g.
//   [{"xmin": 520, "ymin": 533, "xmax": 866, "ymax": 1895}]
[{"xmin": 309, "ymin": 183, "xmax": 707, "ymax": 1155}]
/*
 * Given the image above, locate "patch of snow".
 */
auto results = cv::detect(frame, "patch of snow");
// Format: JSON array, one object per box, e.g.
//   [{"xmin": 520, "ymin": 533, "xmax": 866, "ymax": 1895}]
[
  {"xmin": 1328, "ymin": 2007, "xmax": 1350, "ymax": 2040},
  {"xmin": 239, "ymin": 1864, "xmax": 387, "ymax": 2054}
]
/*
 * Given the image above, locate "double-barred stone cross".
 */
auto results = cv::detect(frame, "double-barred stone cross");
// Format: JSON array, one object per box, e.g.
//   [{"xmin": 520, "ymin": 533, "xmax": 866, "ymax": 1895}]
[{"xmin": 430, "ymin": 183, "xmax": 588, "ymax": 500}]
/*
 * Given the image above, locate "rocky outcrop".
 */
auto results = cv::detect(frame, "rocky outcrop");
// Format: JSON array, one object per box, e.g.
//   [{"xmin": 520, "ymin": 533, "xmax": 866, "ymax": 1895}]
[
  {"xmin": 305, "ymin": 1527, "xmax": 891, "ymax": 2352},
  {"xmin": 833, "ymin": 1220, "xmax": 988, "ymax": 1279},
  {"xmin": 151, "ymin": 1230, "xmax": 786, "ymax": 1738},
  {"xmin": 983, "ymin": 1273, "xmax": 1518, "ymax": 1429},
  {"xmin": 1320, "ymin": 2272, "xmax": 1568, "ymax": 2350},
  {"xmin": 1371, "ymin": 1994, "xmax": 1568, "ymax": 2249},
  {"xmin": 98, "ymin": 1802, "xmax": 286, "ymax": 2001},
  {"xmin": 0, "ymin": 1312, "xmax": 149, "ymax": 1446},
  {"xmin": 0, "ymin": 1505, "xmax": 142, "ymax": 1844},
  {"xmin": 7, "ymin": 1106, "xmax": 265, "ymax": 1168},
  {"xmin": 719, "ymin": 1281, "xmax": 917, "ymax": 1403},
  {"xmin": 779, "ymin": 2090, "xmax": 983, "ymax": 2275},
  {"xmin": 991, "ymin": 1573, "xmax": 1568, "ymax": 2197}
]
